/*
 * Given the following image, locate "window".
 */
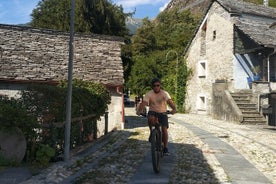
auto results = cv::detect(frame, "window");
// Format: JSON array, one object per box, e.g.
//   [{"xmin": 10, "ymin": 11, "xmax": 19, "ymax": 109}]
[
  {"xmin": 198, "ymin": 60, "xmax": 207, "ymax": 78},
  {"xmin": 197, "ymin": 94, "xmax": 206, "ymax": 111},
  {"xmin": 213, "ymin": 30, "xmax": 216, "ymax": 40}
]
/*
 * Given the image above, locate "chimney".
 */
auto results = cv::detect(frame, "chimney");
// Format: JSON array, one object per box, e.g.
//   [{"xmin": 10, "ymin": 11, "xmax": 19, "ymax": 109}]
[{"xmin": 264, "ymin": 0, "xmax": 269, "ymax": 7}]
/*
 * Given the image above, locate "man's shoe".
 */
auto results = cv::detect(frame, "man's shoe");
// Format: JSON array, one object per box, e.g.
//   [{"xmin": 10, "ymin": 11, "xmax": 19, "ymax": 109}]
[{"xmin": 163, "ymin": 147, "xmax": 170, "ymax": 156}]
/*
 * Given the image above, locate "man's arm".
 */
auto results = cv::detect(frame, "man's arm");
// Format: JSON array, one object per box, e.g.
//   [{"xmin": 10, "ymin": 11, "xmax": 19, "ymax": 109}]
[
  {"xmin": 167, "ymin": 99, "xmax": 177, "ymax": 114},
  {"xmin": 136, "ymin": 101, "xmax": 148, "ymax": 115}
]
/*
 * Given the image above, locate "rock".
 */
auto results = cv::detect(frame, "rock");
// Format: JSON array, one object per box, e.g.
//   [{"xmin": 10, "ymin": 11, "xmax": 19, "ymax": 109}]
[{"xmin": 0, "ymin": 128, "xmax": 26, "ymax": 162}]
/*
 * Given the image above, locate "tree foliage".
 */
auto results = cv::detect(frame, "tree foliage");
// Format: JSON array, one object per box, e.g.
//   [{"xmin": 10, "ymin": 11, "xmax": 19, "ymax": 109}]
[
  {"xmin": 125, "ymin": 9, "xmax": 200, "ymax": 111},
  {"xmin": 131, "ymin": 18, "xmax": 156, "ymax": 55},
  {"xmin": 124, "ymin": 0, "xmax": 275, "ymax": 111},
  {"xmin": 31, "ymin": 0, "xmax": 128, "ymax": 36}
]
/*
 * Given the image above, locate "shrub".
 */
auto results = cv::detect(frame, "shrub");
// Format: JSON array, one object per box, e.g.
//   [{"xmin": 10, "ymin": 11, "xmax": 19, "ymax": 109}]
[
  {"xmin": 0, "ymin": 79, "xmax": 111, "ymax": 165},
  {"xmin": 34, "ymin": 144, "xmax": 55, "ymax": 168}
]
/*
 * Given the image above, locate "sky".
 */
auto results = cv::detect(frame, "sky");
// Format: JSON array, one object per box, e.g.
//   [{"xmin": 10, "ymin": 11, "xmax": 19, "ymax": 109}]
[{"xmin": 0, "ymin": 0, "xmax": 170, "ymax": 25}]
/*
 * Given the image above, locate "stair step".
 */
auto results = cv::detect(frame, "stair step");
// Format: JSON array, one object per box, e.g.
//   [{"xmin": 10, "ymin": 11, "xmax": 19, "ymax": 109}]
[
  {"xmin": 231, "ymin": 91, "xmax": 252, "ymax": 94},
  {"xmin": 243, "ymin": 114, "xmax": 264, "ymax": 118},
  {"xmin": 234, "ymin": 100, "xmax": 251, "ymax": 103},
  {"xmin": 237, "ymin": 104, "xmax": 257, "ymax": 108},
  {"xmin": 231, "ymin": 93, "xmax": 252, "ymax": 97},
  {"xmin": 242, "ymin": 107, "xmax": 259, "ymax": 110},
  {"xmin": 232, "ymin": 95, "xmax": 251, "ymax": 99},
  {"xmin": 239, "ymin": 105, "xmax": 257, "ymax": 108},
  {"xmin": 231, "ymin": 92, "xmax": 267, "ymax": 125},
  {"xmin": 242, "ymin": 111, "xmax": 261, "ymax": 116},
  {"xmin": 236, "ymin": 102, "xmax": 256, "ymax": 105},
  {"xmin": 241, "ymin": 119, "xmax": 267, "ymax": 124}
]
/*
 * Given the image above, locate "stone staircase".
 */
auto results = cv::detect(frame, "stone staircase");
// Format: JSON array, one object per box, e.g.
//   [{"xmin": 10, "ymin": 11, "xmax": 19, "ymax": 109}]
[{"xmin": 231, "ymin": 92, "xmax": 267, "ymax": 124}]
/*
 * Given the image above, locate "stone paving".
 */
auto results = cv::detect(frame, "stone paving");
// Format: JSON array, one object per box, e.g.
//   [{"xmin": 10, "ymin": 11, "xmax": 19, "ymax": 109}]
[
  {"xmin": 2, "ymin": 106, "xmax": 275, "ymax": 184},
  {"xmin": 172, "ymin": 113, "xmax": 275, "ymax": 183}
]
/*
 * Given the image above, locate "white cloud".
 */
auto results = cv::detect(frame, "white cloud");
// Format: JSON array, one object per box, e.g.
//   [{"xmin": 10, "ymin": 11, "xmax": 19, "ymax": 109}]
[
  {"xmin": 159, "ymin": 1, "xmax": 170, "ymax": 12},
  {"xmin": 113, "ymin": 0, "xmax": 170, "ymax": 16},
  {"xmin": 113, "ymin": 0, "xmax": 169, "ymax": 9},
  {"xmin": 114, "ymin": 0, "xmax": 163, "ymax": 7}
]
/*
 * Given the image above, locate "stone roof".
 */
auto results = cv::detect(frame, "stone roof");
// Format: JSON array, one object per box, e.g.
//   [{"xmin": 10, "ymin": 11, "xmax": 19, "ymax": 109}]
[
  {"xmin": 0, "ymin": 24, "xmax": 125, "ymax": 86},
  {"xmin": 217, "ymin": 0, "xmax": 276, "ymax": 18},
  {"xmin": 217, "ymin": 0, "xmax": 276, "ymax": 48},
  {"xmin": 235, "ymin": 18, "xmax": 276, "ymax": 48}
]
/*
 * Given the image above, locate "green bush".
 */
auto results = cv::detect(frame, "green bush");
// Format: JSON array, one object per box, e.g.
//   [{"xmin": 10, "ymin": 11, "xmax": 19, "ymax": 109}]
[
  {"xmin": 34, "ymin": 144, "xmax": 55, "ymax": 168},
  {"xmin": 0, "ymin": 96, "xmax": 37, "ymax": 132},
  {"xmin": 0, "ymin": 79, "xmax": 111, "ymax": 164}
]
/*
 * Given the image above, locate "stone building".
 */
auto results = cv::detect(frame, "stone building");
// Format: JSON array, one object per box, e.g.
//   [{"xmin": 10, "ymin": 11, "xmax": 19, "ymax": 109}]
[
  {"xmin": 0, "ymin": 24, "xmax": 125, "ymax": 135},
  {"xmin": 184, "ymin": 0, "xmax": 276, "ymax": 124}
]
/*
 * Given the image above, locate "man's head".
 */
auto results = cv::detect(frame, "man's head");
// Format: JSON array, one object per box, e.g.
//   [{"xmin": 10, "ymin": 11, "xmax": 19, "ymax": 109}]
[{"xmin": 151, "ymin": 78, "xmax": 161, "ymax": 93}]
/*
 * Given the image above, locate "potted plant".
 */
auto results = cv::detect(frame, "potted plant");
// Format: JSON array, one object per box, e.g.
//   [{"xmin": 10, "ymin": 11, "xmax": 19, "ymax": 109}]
[{"xmin": 252, "ymin": 65, "xmax": 261, "ymax": 81}]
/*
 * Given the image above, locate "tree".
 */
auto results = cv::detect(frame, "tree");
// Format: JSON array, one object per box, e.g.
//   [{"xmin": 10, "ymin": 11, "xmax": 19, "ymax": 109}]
[
  {"xmin": 126, "ymin": 8, "xmax": 200, "ymax": 111},
  {"xmin": 31, "ymin": 0, "xmax": 128, "ymax": 36},
  {"xmin": 131, "ymin": 18, "xmax": 156, "ymax": 55}
]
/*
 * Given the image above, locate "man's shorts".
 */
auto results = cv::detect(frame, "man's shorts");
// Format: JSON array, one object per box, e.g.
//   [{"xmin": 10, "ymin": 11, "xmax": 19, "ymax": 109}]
[{"xmin": 147, "ymin": 111, "xmax": 169, "ymax": 128}]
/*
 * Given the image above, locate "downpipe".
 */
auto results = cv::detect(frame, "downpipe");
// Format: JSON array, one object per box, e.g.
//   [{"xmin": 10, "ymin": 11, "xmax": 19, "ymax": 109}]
[{"xmin": 267, "ymin": 48, "xmax": 275, "ymax": 83}]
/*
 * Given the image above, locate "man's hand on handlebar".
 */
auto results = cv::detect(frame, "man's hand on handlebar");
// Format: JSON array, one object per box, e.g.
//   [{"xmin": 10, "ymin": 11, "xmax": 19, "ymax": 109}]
[{"xmin": 170, "ymin": 109, "xmax": 177, "ymax": 115}]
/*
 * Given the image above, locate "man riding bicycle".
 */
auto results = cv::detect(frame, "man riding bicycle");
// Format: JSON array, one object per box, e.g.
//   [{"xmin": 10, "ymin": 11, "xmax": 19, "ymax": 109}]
[{"xmin": 136, "ymin": 78, "xmax": 177, "ymax": 155}]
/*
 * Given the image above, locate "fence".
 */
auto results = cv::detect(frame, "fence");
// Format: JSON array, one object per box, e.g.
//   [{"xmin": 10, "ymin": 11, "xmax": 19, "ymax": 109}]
[{"xmin": 39, "ymin": 112, "xmax": 108, "ymax": 157}]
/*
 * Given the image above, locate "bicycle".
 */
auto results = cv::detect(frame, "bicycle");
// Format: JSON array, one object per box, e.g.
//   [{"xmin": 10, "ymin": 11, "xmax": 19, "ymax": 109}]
[{"xmin": 149, "ymin": 110, "xmax": 171, "ymax": 174}]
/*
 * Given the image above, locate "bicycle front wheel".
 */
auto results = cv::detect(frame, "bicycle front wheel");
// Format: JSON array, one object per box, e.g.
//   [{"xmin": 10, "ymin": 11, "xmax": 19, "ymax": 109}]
[{"xmin": 151, "ymin": 129, "xmax": 161, "ymax": 173}]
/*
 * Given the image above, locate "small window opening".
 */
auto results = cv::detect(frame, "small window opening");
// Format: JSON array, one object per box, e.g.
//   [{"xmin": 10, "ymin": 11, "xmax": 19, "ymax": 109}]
[
  {"xmin": 197, "ymin": 95, "xmax": 206, "ymax": 110},
  {"xmin": 198, "ymin": 60, "xmax": 207, "ymax": 78},
  {"xmin": 213, "ymin": 30, "xmax": 216, "ymax": 40}
]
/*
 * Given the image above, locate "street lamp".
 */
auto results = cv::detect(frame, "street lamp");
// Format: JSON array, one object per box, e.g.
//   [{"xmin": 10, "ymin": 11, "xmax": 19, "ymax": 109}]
[{"xmin": 166, "ymin": 50, "xmax": 178, "ymax": 68}]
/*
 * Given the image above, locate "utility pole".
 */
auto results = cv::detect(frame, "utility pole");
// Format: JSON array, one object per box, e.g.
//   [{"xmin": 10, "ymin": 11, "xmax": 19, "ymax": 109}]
[{"xmin": 64, "ymin": 0, "xmax": 75, "ymax": 162}]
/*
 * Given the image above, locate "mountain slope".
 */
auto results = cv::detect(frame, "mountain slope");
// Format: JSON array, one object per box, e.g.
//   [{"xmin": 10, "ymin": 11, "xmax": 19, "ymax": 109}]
[{"xmin": 126, "ymin": 17, "xmax": 143, "ymax": 35}]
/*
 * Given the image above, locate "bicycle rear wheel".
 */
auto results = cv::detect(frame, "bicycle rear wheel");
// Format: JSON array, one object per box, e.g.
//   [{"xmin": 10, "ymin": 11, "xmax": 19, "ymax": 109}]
[{"xmin": 151, "ymin": 129, "xmax": 161, "ymax": 173}]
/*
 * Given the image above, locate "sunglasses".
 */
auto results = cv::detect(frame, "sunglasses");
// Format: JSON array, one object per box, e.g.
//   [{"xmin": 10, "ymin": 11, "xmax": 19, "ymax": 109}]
[{"xmin": 153, "ymin": 84, "xmax": 160, "ymax": 87}]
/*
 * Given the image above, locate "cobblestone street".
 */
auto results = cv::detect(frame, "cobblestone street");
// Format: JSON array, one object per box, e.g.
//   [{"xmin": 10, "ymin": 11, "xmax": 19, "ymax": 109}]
[
  {"xmin": 1, "ymin": 106, "xmax": 275, "ymax": 184},
  {"xmin": 170, "ymin": 113, "xmax": 275, "ymax": 184}
]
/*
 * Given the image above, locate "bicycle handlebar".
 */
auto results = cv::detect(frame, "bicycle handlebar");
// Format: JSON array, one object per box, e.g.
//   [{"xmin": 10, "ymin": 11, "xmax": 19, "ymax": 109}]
[
  {"xmin": 137, "ymin": 110, "xmax": 175, "ymax": 116},
  {"xmin": 166, "ymin": 110, "xmax": 172, "ymax": 114}
]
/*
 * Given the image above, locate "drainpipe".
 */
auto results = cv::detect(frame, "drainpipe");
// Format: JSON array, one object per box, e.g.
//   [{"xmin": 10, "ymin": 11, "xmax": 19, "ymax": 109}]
[
  {"xmin": 267, "ymin": 48, "xmax": 276, "ymax": 83},
  {"xmin": 116, "ymin": 86, "xmax": 124, "ymax": 129}
]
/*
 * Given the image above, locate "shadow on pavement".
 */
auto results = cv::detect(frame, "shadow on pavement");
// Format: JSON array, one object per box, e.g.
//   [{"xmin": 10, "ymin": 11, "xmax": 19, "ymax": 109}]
[
  {"xmin": 124, "ymin": 112, "xmax": 220, "ymax": 184},
  {"xmin": 0, "ymin": 107, "xmax": 221, "ymax": 184}
]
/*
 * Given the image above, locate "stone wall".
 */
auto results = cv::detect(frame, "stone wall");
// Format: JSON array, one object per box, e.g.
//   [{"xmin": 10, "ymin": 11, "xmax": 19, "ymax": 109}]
[
  {"xmin": 212, "ymin": 82, "xmax": 243, "ymax": 122},
  {"xmin": 185, "ymin": 2, "xmax": 235, "ymax": 114}
]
